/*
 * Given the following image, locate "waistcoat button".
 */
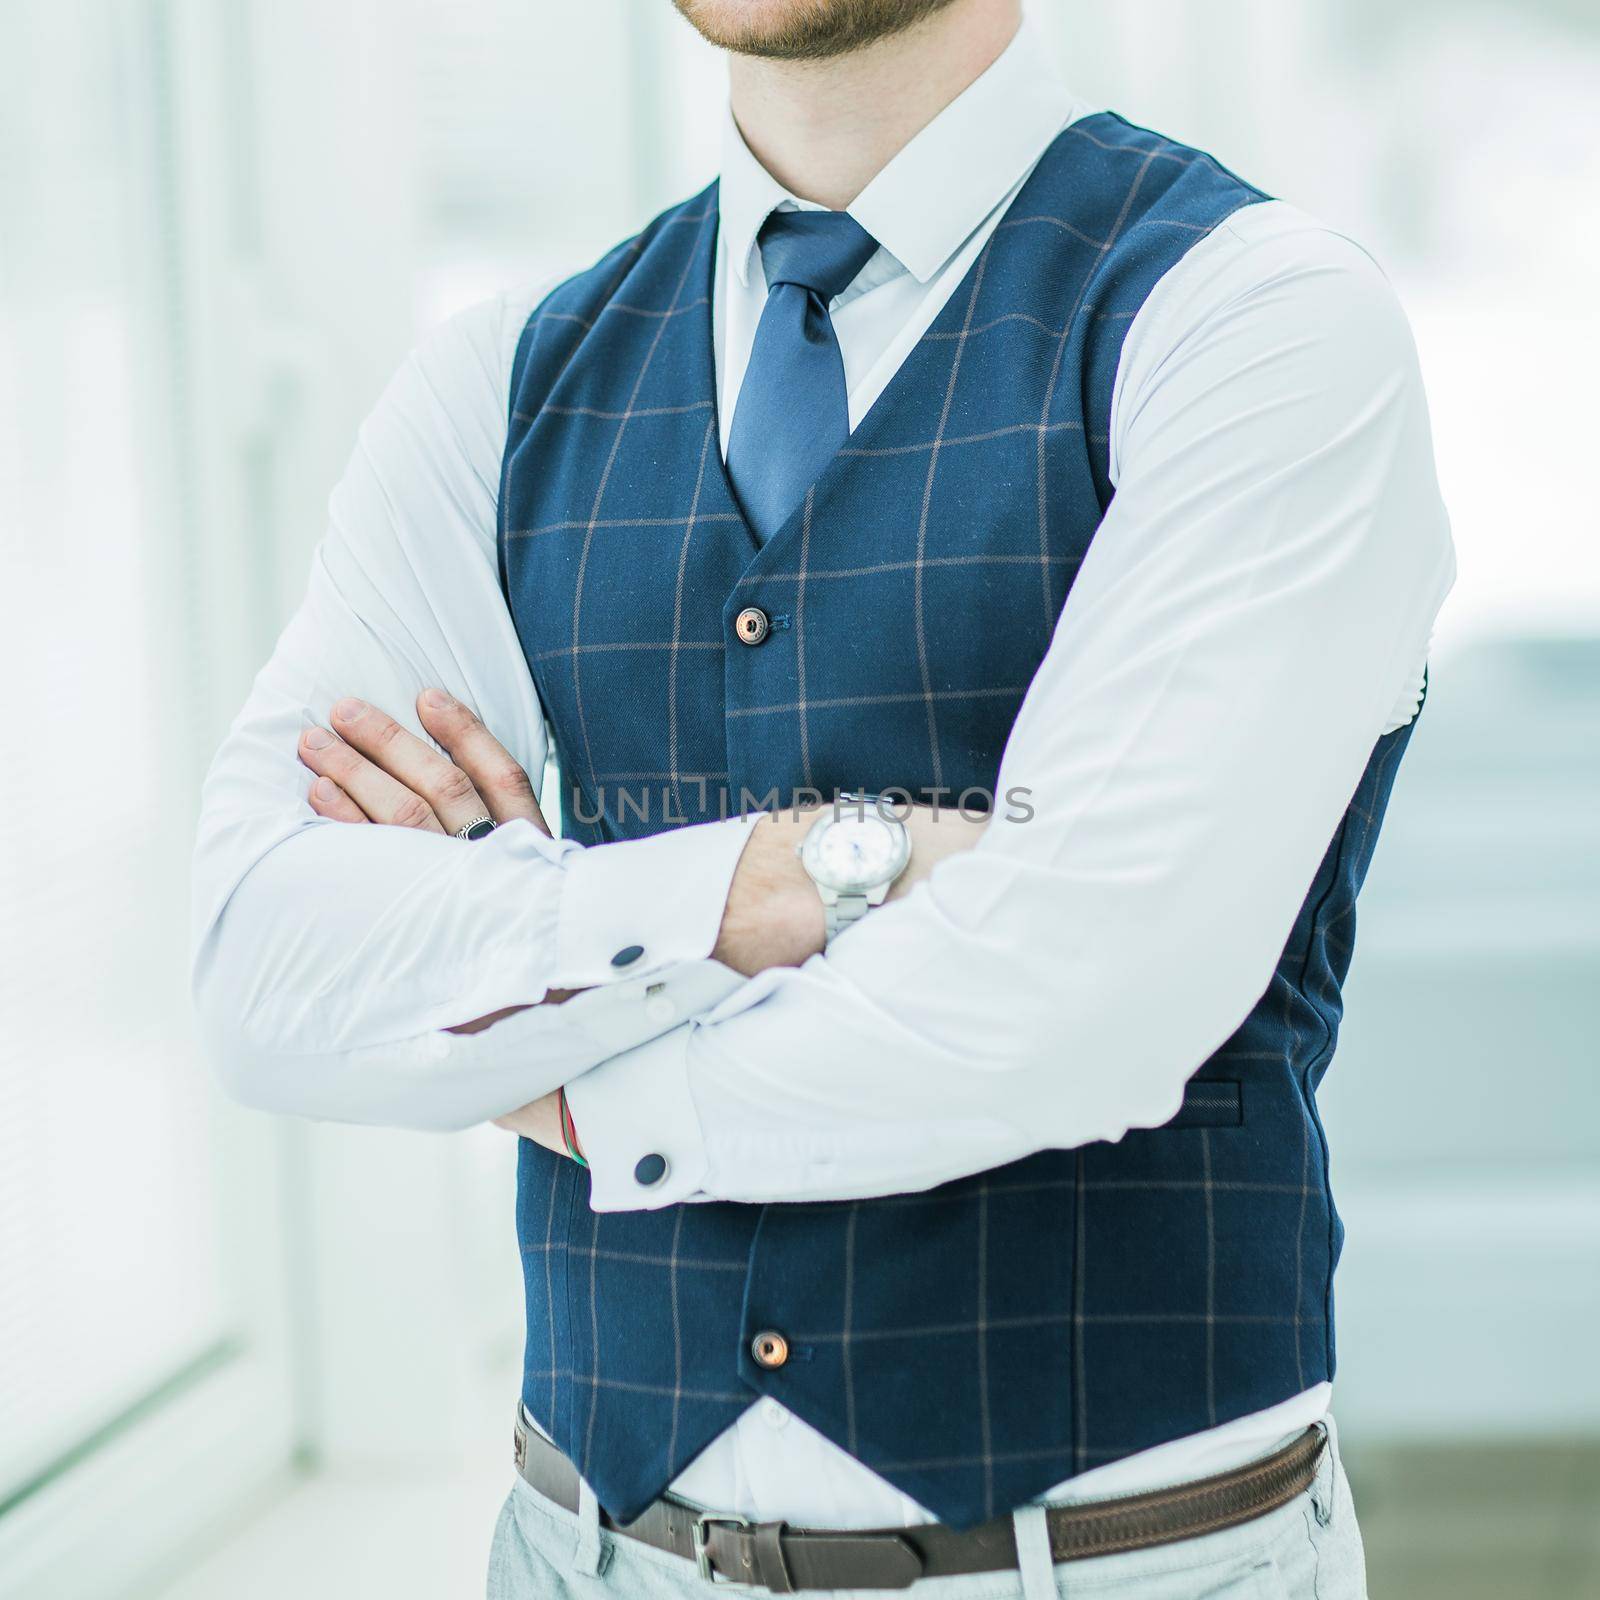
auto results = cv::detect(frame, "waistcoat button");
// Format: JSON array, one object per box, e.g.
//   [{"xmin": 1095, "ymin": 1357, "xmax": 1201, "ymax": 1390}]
[
  {"xmin": 750, "ymin": 1329, "xmax": 789, "ymax": 1369},
  {"xmin": 734, "ymin": 607, "xmax": 770, "ymax": 646}
]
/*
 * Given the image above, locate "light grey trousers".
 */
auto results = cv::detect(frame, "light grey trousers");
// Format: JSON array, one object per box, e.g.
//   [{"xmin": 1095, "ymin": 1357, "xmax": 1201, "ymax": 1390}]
[{"xmin": 486, "ymin": 1419, "xmax": 1368, "ymax": 1600}]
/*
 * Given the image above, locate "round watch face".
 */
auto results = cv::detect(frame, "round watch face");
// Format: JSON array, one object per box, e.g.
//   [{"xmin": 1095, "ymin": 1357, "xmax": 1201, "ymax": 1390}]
[{"xmin": 801, "ymin": 811, "xmax": 910, "ymax": 894}]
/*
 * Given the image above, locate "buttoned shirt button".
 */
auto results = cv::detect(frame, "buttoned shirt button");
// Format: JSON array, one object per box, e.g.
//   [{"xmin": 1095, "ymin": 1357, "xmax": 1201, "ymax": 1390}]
[
  {"xmin": 634, "ymin": 1152, "xmax": 668, "ymax": 1187},
  {"xmin": 644, "ymin": 991, "xmax": 676, "ymax": 1025},
  {"xmin": 733, "ymin": 607, "xmax": 770, "ymax": 646},
  {"xmin": 611, "ymin": 944, "xmax": 645, "ymax": 969},
  {"xmin": 760, "ymin": 1399, "xmax": 789, "ymax": 1430},
  {"xmin": 750, "ymin": 1329, "xmax": 789, "ymax": 1369}
]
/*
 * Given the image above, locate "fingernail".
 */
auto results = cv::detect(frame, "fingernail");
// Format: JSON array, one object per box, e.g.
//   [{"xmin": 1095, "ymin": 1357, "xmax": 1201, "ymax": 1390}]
[
  {"xmin": 332, "ymin": 697, "xmax": 366, "ymax": 723},
  {"xmin": 422, "ymin": 688, "xmax": 452, "ymax": 710},
  {"xmin": 312, "ymin": 776, "xmax": 339, "ymax": 803},
  {"xmin": 302, "ymin": 726, "xmax": 335, "ymax": 749}
]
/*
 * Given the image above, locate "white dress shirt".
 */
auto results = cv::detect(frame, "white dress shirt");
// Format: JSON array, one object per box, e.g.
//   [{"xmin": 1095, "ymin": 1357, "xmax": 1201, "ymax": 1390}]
[{"xmin": 193, "ymin": 23, "xmax": 1454, "ymax": 1528}]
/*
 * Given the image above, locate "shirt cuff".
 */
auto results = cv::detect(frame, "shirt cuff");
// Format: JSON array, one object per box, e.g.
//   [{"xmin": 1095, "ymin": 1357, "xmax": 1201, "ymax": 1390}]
[
  {"xmin": 562, "ymin": 1027, "xmax": 711, "ymax": 1211},
  {"xmin": 552, "ymin": 815, "xmax": 760, "ymax": 989},
  {"xmin": 556, "ymin": 958, "xmax": 745, "ymax": 1065}
]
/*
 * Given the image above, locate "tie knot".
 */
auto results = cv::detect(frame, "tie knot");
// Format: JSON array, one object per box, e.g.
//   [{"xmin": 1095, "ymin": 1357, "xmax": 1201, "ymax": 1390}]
[{"xmin": 756, "ymin": 209, "xmax": 879, "ymax": 302}]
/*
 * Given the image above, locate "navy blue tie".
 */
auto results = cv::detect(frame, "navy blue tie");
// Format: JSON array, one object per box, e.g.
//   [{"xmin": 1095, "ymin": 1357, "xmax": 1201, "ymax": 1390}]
[{"xmin": 726, "ymin": 209, "xmax": 880, "ymax": 543}]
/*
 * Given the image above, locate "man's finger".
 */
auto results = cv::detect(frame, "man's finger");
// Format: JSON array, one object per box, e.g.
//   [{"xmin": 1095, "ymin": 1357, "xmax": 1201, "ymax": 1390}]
[
  {"xmin": 299, "ymin": 724, "xmax": 445, "ymax": 832},
  {"xmin": 307, "ymin": 773, "xmax": 368, "ymax": 824},
  {"xmin": 326, "ymin": 696, "xmax": 492, "ymax": 834},
  {"xmin": 417, "ymin": 689, "xmax": 549, "ymax": 833}
]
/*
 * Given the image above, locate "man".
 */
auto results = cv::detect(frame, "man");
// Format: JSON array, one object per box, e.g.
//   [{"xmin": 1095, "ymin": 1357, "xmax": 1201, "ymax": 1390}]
[{"xmin": 192, "ymin": 0, "xmax": 1454, "ymax": 1594}]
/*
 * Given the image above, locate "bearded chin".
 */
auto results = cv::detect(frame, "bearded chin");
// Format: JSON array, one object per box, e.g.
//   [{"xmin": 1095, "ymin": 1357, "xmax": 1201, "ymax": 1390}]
[{"xmin": 671, "ymin": 0, "xmax": 966, "ymax": 62}]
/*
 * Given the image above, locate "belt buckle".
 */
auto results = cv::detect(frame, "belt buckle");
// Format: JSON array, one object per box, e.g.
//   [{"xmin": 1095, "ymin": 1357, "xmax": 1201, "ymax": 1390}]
[{"xmin": 693, "ymin": 1512, "xmax": 750, "ymax": 1583}]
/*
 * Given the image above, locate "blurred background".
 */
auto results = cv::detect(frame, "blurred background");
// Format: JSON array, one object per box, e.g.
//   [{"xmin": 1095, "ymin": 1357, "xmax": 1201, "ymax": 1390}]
[{"xmin": 1, "ymin": 1, "xmax": 1597, "ymax": 1596}]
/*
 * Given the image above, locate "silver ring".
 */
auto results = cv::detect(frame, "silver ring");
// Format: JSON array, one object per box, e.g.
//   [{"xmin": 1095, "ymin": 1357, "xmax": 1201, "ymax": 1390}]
[{"xmin": 456, "ymin": 814, "xmax": 496, "ymax": 841}]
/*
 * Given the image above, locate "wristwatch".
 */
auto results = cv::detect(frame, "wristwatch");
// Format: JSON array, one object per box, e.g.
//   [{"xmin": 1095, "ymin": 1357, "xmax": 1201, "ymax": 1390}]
[{"xmin": 797, "ymin": 797, "xmax": 913, "ymax": 944}]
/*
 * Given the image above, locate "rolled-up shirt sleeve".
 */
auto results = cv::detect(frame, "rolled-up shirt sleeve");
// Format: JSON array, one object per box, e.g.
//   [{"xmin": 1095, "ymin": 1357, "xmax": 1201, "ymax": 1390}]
[
  {"xmin": 566, "ymin": 207, "xmax": 1457, "ymax": 1206},
  {"xmin": 191, "ymin": 289, "xmax": 756, "ymax": 1130}
]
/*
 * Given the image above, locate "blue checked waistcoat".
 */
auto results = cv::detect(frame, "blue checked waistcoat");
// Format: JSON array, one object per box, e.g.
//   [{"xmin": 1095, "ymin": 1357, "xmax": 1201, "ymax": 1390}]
[{"xmin": 498, "ymin": 115, "xmax": 1419, "ymax": 1529}]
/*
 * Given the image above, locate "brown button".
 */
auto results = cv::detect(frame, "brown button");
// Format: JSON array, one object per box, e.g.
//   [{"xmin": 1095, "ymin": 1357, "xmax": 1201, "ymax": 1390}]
[
  {"xmin": 750, "ymin": 1329, "xmax": 789, "ymax": 1369},
  {"xmin": 734, "ymin": 607, "xmax": 770, "ymax": 646}
]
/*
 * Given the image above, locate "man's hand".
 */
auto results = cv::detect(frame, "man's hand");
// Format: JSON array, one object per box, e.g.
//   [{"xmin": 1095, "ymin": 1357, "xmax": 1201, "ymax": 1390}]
[{"xmin": 299, "ymin": 687, "xmax": 550, "ymax": 835}]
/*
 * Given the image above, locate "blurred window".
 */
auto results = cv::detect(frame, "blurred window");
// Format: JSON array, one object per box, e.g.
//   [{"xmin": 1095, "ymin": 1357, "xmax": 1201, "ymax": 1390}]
[{"xmin": 0, "ymin": 4, "xmax": 228, "ymax": 1502}]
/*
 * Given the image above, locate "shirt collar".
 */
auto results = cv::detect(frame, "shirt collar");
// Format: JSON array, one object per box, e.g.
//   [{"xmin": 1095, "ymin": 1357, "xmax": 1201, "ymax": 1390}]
[{"xmin": 719, "ymin": 21, "xmax": 1085, "ymax": 289}]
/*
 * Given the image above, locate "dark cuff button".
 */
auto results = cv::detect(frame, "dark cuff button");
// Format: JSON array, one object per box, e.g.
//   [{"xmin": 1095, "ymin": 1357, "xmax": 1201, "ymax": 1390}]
[
  {"xmin": 750, "ymin": 1329, "xmax": 790, "ymax": 1369},
  {"xmin": 634, "ymin": 1152, "xmax": 668, "ymax": 1187},
  {"xmin": 611, "ymin": 944, "xmax": 645, "ymax": 968},
  {"xmin": 734, "ymin": 607, "xmax": 770, "ymax": 646}
]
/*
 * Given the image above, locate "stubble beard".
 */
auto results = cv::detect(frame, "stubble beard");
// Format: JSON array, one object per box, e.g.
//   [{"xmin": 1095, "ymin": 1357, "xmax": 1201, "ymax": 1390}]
[{"xmin": 670, "ymin": 0, "xmax": 965, "ymax": 62}]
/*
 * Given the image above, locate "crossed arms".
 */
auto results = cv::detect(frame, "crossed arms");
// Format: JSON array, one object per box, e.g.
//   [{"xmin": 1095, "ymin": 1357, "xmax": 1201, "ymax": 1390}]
[
  {"xmin": 291, "ymin": 686, "xmax": 982, "ymax": 1155},
  {"xmin": 191, "ymin": 213, "xmax": 1454, "ymax": 1208}
]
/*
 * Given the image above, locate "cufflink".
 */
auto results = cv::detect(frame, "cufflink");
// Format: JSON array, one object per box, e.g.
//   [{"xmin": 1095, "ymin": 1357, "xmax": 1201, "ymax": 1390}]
[{"xmin": 634, "ymin": 1153, "xmax": 668, "ymax": 1187}]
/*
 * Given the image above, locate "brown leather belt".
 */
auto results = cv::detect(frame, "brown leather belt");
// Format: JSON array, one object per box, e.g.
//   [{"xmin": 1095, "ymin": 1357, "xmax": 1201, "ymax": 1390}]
[{"xmin": 512, "ymin": 1413, "xmax": 1326, "ymax": 1592}]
